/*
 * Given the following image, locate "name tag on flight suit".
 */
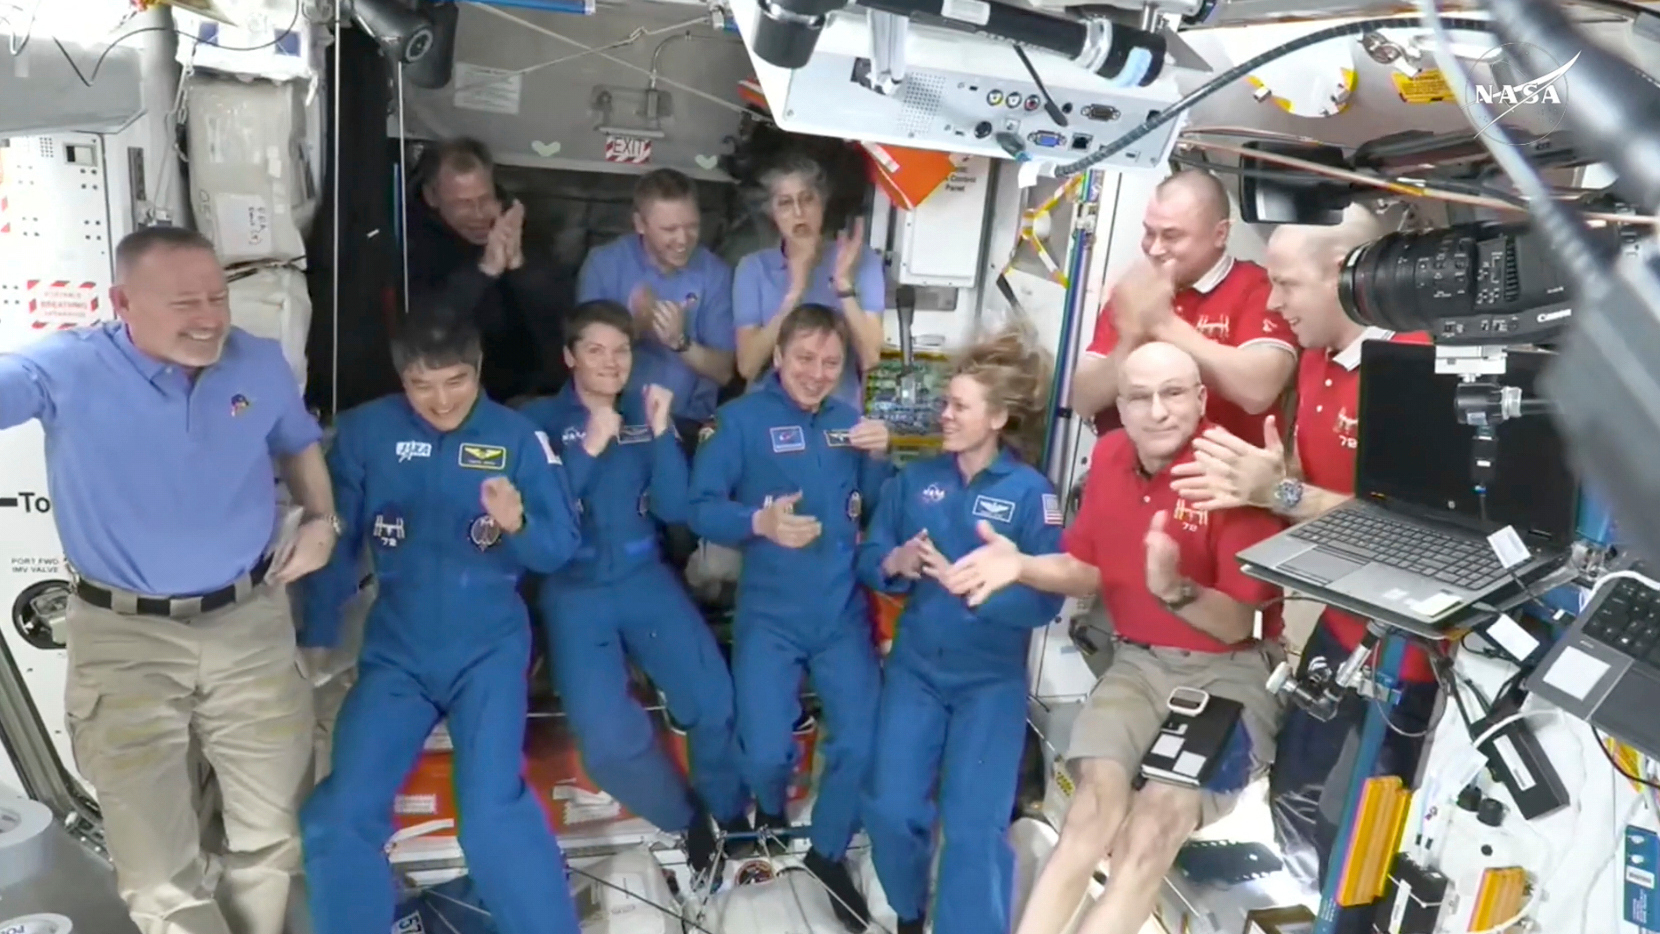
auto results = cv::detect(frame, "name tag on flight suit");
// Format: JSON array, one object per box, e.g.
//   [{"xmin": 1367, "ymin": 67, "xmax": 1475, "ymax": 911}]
[
  {"xmin": 972, "ymin": 495, "xmax": 1017, "ymax": 524},
  {"xmin": 824, "ymin": 429, "xmax": 853, "ymax": 448},
  {"xmin": 459, "ymin": 444, "xmax": 508, "ymax": 470},
  {"xmin": 618, "ymin": 425, "xmax": 652, "ymax": 445}
]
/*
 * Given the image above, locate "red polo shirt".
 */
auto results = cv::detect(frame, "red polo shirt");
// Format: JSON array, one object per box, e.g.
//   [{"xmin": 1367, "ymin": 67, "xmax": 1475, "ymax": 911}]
[
  {"xmin": 1294, "ymin": 327, "xmax": 1437, "ymax": 683},
  {"xmin": 1088, "ymin": 256, "xmax": 1295, "ymax": 445},
  {"xmin": 1064, "ymin": 427, "xmax": 1286, "ymax": 653}
]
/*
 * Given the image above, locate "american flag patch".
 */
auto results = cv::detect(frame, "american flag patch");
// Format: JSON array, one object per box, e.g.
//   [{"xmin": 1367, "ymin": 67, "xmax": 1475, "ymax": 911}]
[{"xmin": 1042, "ymin": 493, "xmax": 1063, "ymax": 526}]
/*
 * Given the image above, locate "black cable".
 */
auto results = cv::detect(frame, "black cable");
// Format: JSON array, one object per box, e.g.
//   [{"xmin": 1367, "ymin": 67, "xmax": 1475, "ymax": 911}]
[
  {"xmin": 1056, "ymin": 16, "xmax": 1497, "ymax": 177},
  {"xmin": 52, "ymin": 0, "xmax": 305, "ymax": 88},
  {"xmin": 1590, "ymin": 726, "xmax": 1660, "ymax": 791}
]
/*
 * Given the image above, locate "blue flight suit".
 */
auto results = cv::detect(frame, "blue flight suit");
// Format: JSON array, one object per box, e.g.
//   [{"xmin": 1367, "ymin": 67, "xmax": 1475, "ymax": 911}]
[
  {"xmin": 858, "ymin": 450, "xmax": 1065, "ymax": 932},
  {"xmin": 688, "ymin": 373, "xmax": 892, "ymax": 859},
  {"xmin": 299, "ymin": 395, "xmax": 583, "ymax": 934},
  {"xmin": 519, "ymin": 385, "xmax": 745, "ymax": 833},
  {"xmin": 733, "ymin": 243, "xmax": 885, "ymax": 411}
]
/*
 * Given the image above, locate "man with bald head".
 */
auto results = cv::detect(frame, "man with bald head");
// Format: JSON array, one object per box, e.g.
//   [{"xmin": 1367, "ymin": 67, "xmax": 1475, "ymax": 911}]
[
  {"xmin": 1169, "ymin": 205, "xmax": 1437, "ymax": 888},
  {"xmin": 1071, "ymin": 170, "xmax": 1297, "ymax": 445},
  {"xmin": 939, "ymin": 341, "xmax": 1286, "ymax": 934}
]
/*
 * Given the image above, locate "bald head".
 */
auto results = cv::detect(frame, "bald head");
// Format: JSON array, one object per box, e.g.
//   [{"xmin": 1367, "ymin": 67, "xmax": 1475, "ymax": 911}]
[
  {"xmin": 1266, "ymin": 203, "xmax": 1385, "ymax": 278},
  {"xmin": 1120, "ymin": 341, "xmax": 1200, "ymax": 392},
  {"xmin": 1156, "ymin": 170, "xmax": 1231, "ymax": 225}
]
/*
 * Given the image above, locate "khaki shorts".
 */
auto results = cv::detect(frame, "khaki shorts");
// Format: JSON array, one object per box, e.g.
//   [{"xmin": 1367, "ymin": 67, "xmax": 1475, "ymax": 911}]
[{"xmin": 1067, "ymin": 641, "xmax": 1285, "ymax": 827}]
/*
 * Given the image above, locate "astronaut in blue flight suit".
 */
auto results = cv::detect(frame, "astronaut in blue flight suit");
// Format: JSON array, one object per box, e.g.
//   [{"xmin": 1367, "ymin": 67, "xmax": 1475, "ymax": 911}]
[
  {"xmin": 299, "ymin": 313, "xmax": 584, "ymax": 934},
  {"xmin": 858, "ymin": 334, "xmax": 1065, "ymax": 934},
  {"xmin": 688, "ymin": 302, "xmax": 892, "ymax": 931},
  {"xmin": 519, "ymin": 299, "xmax": 746, "ymax": 876}
]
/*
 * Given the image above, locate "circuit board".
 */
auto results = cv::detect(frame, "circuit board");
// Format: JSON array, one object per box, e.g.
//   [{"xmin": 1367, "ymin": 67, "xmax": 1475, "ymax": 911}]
[{"xmin": 864, "ymin": 350, "xmax": 951, "ymax": 467}]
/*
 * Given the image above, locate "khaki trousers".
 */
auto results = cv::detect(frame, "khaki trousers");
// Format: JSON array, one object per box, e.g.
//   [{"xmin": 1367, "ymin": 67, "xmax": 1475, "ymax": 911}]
[{"xmin": 63, "ymin": 586, "xmax": 315, "ymax": 934}]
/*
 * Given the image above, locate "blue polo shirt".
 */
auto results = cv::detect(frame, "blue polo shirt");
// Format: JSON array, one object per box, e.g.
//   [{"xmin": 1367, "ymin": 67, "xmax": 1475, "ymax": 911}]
[
  {"xmin": 577, "ymin": 234, "xmax": 736, "ymax": 423},
  {"xmin": 0, "ymin": 323, "xmax": 324, "ymax": 596},
  {"xmin": 733, "ymin": 241, "xmax": 886, "ymax": 412}
]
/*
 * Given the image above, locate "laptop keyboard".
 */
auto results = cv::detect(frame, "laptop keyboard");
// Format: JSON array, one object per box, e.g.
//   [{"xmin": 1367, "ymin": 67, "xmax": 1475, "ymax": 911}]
[
  {"xmin": 1293, "ymin": 508, "xmax": 1510, "ymax": 592},
  {"xmin": 1583, "ymin": 578, "xmax": 1660, "ymax": 666}
]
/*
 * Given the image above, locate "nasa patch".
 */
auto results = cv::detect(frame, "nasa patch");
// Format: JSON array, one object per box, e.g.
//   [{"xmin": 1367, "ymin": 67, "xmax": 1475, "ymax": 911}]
[
  {"xmin": 847, "ymin": 490, "xmax": 862, "ymax": 520},
  {"xmin": 469, "ymin": 514, "xmax": 503, "ymax": 550},
  {"xmin": 372, "ymin": 509, "xmax": 406, "ymax": 548},
  {"xmin": 920, "ymin": 483, "xmax": 947, "ymax": 504},
  {"xmin": 562, "ymin": 425, "xmax": 585, "ymax": 446}
]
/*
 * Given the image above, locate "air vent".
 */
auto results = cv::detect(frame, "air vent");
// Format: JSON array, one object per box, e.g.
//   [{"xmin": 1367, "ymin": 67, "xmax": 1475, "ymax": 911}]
[{"xmin": 898, "ymin": 73, "xmax": 949, "ymax": 134}]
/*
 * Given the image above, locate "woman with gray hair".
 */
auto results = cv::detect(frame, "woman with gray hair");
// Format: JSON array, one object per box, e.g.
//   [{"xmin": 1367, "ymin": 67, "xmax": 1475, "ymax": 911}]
[{"xmin": 732, "ymin": 152, "xmax": 887, "ymax": 408}]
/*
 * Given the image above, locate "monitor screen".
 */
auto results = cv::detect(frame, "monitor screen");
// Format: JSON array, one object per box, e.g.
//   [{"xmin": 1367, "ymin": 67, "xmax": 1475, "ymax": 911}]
[{"xmin": 1355, "ymin": 341, "xmax": 1578, "ymax": 547}]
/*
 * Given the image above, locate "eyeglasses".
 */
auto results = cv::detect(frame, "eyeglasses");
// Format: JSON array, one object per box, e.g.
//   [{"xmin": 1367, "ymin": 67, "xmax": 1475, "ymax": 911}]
[{"xmin": 1120, "ymin": 383, "xmax": 1199, "ymax": 410}]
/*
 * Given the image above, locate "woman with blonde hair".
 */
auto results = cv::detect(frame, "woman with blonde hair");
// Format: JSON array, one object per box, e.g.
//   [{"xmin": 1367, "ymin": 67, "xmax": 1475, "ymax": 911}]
[{"xmin": 857, "ymin": 331, "xmax": 1066, "ymax": 934}]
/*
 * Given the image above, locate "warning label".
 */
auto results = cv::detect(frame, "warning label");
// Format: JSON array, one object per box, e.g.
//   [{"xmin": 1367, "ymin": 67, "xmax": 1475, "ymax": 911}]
[
  {"xmin": 1393, "ymin": 69, "xmax": 1455, "ymax": 104},
  {"xmin": 26, "ymin": 279, "xmax": 100, "ymax": 330},
  {"xmin": 9, "ymin": 556, "xmax": 64, "ymax": 575}
]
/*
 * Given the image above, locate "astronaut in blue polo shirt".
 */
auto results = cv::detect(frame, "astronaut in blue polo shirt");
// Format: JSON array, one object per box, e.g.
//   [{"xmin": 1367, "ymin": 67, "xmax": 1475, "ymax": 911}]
[
  {"xmin": 688, "ymin": 302, "xmax": 892, "ymax": 932},
  {"xmin": 519, "ymin": 299, "xmax": 746, "ymax": 877},
  {"xmin": 299, "ymin": 312, "xmax": 583, "ymax": 934},
  {"xmin": 732, "ymin": 153, "xmax": 886, "ymax": 411},
  {"xmin": 577, "ymin": 168, "xmax": 736, "ymax": 432},
  {"xmin": 857, "ymin": 333, "xmax": 1065, "ymax": 934}
]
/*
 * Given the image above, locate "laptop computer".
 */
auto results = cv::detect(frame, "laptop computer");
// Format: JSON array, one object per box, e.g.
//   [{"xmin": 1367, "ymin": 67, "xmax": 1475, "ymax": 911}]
[
  {"xmin": 1528, "ymin": 565, "xmax": 1660, "ymax": 759},
  {"xmin": 1235, "ymin": 341, "xmax": 1578, "ymax": 629}
]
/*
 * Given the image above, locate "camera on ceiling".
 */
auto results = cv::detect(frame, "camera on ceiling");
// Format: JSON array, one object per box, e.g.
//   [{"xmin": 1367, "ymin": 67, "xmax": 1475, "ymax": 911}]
[{"xmin": 346, "ymin": 0, "xmax": 436, "ymax": 65}]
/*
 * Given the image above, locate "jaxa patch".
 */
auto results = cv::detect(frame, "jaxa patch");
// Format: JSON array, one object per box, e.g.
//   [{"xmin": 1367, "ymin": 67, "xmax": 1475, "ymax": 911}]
[
  {"xmin": 847, "ymin": 490, "xmax": 862, "ymax": 520},
  {"xmin": 638, "ymin": 491, "xmax": 650, "ymax": 516},
  {"xmin": 972, "ymin": 495, "xmax": 1017, "ymax": 524},
  {"xmin": 618, "ymin": 424, "xmax": 652, "ymax": 445},
  {"xmin": 1042, "ymin": 493, "xmax": 1064, "ymax": 526},
  {"xmin": 533, "ymin": 430, "xmax": 560, "ymax": 465},
  {"xmin": 458, "ymin": 444, "xmax": 507, "ymax": 471},
  {"xmin": 469, "ymin": 514, "xmax": 503, "ymax": 550},
  {"xmin": 769, "ymin": 425, "xmax": 806, "ymax": 453},
  {"xmin": 921, "ymin": 483, "xmax": 947, "ymax": 504},
  {"xmin": 395, "ymin": 441, "xmax": 432, "ymax": 462},
  {"xmin": 372, "ymin": 510, "xmax": 406, "ymax": 548},
  {"xmin": 824, "ymin": 428, "xmax": 853, "ymax": 448}
]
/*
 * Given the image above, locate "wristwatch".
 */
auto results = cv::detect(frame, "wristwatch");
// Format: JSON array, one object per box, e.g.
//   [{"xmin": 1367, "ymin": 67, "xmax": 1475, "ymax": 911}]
[
  {"xmin": 1270, "ymin": 477, "xmax": 1304, "ymax": 515},
  {"xmin": 1160, "ymin": 579, "xmax": 1200, "ymax": 612},
  {"xmin": 669, "ymin": 332, "xmax": 691, "ymax": 352},
  {"xmin": 307, "ymin": 512, "xmax": 344, "ymax": 537},
  {"xmin": 834, "ymin": 283, "xmax": 857, "ymax": 299}
]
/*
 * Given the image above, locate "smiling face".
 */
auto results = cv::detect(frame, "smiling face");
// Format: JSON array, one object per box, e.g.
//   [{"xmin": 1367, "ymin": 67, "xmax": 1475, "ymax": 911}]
[
  {"xmin": 112, "ymin": 243, "xmax": 231, "ymax": 369},
  {"xmin": 635, "ymin": 195, "xmax": 701, "ymax": 272},
  {"xmin": 1117, "ymin": 342, "xmax": 1206, "ymax": 465},
  {"xmin": 939, "ymin": 373, "xmax": 1006, "ymax": 454},
  {"xmin": 402, "ymin": 360, "xmax": 481, "ymax": 432},
  {"xmin": 427, "ymin": 166, "xmax": 501, "ymax": 246},
  {"xmin": 1265, "ymin": 233, "xmax": 1345, "ymax": 351},
  {"xmin": 775, "ymin": 326, "xmax": 845, "ymax": 409},
  {"xmin": 566, "ymin": 320, "xmax": 633, "ymax": 397},
  {"xmin": 1140, "ymin": 185, "xmax": 1229, "ymax": 288}
]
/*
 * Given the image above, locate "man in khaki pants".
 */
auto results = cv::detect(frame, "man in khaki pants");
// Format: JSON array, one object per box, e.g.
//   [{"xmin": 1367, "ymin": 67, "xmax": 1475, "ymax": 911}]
[{"xmin": 0, "ymin": 227, "xmax": 338, "ymax": 934}]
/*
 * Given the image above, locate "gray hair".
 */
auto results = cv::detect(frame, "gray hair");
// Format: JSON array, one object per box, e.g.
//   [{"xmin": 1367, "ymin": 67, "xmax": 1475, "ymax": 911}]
[{"xmin": 758, "ymin": 153, "xmax": 829, "ymax": 209}]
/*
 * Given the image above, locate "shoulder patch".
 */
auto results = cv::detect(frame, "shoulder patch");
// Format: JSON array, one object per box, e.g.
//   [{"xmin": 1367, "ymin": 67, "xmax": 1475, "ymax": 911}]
[
  {"xmin": 534, "ymin": 430, "xmax": 560, "ymax": 465},
  {"xmin": 1042, "ymin": 493, "xmax": 1063, "ymax": 526}
]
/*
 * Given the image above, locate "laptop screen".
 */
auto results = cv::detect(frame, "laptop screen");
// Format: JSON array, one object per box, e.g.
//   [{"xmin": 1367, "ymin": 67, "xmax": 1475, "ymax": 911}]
[{"xmin": 1355, "ymin": 341, "xmax": 1578, "ymax": 547}]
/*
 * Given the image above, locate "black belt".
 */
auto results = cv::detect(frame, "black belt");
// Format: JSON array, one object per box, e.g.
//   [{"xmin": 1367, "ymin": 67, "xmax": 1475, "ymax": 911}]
[{"xmin": 76, "ymin": 554, "xmax": 274, "ymax": 618}]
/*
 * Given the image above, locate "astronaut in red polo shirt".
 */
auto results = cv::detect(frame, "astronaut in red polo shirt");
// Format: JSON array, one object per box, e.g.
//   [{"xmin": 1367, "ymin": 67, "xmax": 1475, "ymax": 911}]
[
  {"xmin": 940, "ymin": 341, "xmax": 1286, "ymax": 934},
  {"xmin": 1069, "ymin": 169, "xmax": 1298, "ymax": 446},
  {"xmin": 1168, "ymin": 206, "xmax": 1438, "ymax": 888}
]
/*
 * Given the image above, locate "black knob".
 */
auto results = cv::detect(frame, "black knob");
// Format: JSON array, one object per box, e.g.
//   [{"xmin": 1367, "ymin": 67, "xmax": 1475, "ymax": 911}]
[
  {"xmin": 1477, "ymin": 797, "xmax": 1507, "ymax": 827},
  {"xmin": 1457, "ymin": 784, "xmax": 1483, "ymax": 812},
  {"xmin": 974, "ymin": 121, "xmax": 993, "ymax": 139}
]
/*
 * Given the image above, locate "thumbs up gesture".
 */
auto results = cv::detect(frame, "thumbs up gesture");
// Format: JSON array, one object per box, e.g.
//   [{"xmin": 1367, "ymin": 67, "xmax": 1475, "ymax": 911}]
[
  {"xmin": 1144, "ymin": 510, "xmax": 1183, "ymax": 600},
  {"xmin": 1170, "ymin": 414, "xmax": 1290, "ymax": 511}
]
